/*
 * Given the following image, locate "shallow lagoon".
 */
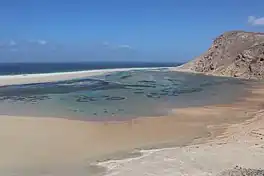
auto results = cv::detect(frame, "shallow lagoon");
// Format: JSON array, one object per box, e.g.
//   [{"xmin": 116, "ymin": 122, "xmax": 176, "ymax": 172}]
[{"xmin": 0, "ymin": 70, "xmax": 247, "ymax": 120}]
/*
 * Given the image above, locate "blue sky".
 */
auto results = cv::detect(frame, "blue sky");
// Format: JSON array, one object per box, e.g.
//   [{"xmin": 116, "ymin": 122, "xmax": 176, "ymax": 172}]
[{"xmin": 0, "ymin": 0, "xmax": 264, "ymax": 62}]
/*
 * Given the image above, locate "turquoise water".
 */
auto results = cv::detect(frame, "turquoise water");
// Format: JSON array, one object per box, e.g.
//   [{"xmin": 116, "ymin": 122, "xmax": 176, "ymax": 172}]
[{"xmin": 0, "ymin": 69, "xmax": 247, "ymax": 120}]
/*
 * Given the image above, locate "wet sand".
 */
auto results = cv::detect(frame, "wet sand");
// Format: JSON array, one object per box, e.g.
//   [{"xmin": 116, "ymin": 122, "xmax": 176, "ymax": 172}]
[
  {"xmin": 0, "ymin": 113, "xmax": 210, "ymax": 174},
  {"xmin": 0, "ymin": 80, "xmax": 263, "ymax": 175}
]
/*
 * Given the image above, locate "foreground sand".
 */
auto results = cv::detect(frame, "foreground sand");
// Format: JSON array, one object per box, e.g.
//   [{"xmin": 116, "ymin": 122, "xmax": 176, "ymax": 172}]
[
  {"xmin": 98, "ymin": 110, "xmax": 264, "ymax": 176},
  {"xmin": 98, "ymin": 84, "xmax": 264, "ymax": 176},
  {"xmin": 0, "ymin": 113, "xmax": 210, "ymax": 175},
  {"xmin": 0, "ymin": 82, "xmax": 263, "ymax": 175}
]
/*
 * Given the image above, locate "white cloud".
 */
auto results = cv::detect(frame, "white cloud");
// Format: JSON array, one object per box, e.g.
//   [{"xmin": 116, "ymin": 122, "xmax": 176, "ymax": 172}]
[
  {"xmin": 102, "ymin": 42, "xmax": 132, "ymax": 50},
  {"xmin": 118, "ymin": 44, "xmax": 131, "ymax": 49},
  {"xmin": 248, "ymin": 16, "xmax": 264, "ymax": 26}
]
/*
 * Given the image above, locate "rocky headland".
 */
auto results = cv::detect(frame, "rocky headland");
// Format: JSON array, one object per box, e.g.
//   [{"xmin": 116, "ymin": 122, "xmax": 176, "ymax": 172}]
[{"xmin": 175, "ymin": 31, "xmax": 264, "ymax": 79}]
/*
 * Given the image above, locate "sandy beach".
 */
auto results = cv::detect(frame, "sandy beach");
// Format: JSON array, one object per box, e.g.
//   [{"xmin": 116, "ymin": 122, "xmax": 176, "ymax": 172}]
[
  {"xmin": 0, "ymin": 77, "xmax": 263, "ymax": 175},
  {"xmin": 3, "ymin": 0, "xmax": 264, "ymax": 175},
  {"xmin": 98, "ymin": 83, "xmax": 264, "ymax": 176},
  {"xmin": 0, "ymin": 67, "xmax": 167, "ymax": 86}
]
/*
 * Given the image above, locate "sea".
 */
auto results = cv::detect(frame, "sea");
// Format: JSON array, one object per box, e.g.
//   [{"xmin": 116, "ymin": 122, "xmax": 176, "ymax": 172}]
[
  {"xmin": 0, "ymin": 62, "xmax": 179, "ymax": 75},
  {"xmin": 0, "ymin": 62, "xmax": 248, "ymax": 120}
]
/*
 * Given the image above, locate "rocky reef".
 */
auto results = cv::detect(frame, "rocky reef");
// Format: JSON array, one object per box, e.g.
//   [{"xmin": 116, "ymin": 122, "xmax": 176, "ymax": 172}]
[
  {"xmin": 217, "ymin": 167, "xmax": 264, "ymax": 176},
  {"xmin": 177, "ymin": 31, "xmax": 264, "ymax": 79}
]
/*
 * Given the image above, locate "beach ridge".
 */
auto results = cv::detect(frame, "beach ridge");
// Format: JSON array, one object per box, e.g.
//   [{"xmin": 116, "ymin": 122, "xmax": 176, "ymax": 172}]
[{"xmin": 0, "ymin": 67, "xmax": 170, "ymax": 86}]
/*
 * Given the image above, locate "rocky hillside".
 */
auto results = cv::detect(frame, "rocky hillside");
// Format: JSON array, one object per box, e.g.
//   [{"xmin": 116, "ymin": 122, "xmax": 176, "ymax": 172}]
[{"xmin": 178, "ymin": 31, "xmax": 264, "ymax": 79}]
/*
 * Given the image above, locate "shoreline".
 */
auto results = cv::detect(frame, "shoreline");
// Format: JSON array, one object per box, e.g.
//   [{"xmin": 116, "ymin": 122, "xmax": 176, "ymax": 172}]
[
  {"xmin": 0, "ymin": 81, "xmax": 262, "ymax": 175},
  {"xmin": 169, "ymin": 66, "xmax": 261, "ymax": 81},
  {"xmin": 0, "ymin": 68, "xmax": 263, "ymax": 175},
  {"xmin": 169, "ymin": 66, "xmax": 234, "ymax": 79},
  {"xmin": 0, "ymin": 67, "xmax": 170, "ymax": 86},
  {"xmin": 98, "ymin": 110, "xmax": 264, "ymax": 176},
  {"xmin": 97, "ymin": 82, "xmax": 264, "ymax": 176}
]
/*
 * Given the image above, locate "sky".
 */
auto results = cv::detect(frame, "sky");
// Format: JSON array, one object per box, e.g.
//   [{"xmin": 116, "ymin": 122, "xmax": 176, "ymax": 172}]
[{"xmin": 0, "ymin": 0, "xmax": 264, "ymax": 63}]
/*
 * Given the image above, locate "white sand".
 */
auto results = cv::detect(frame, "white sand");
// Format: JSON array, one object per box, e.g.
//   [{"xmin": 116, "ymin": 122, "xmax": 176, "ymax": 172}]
[{"xmin": 0, "ymin": 67, "xmax": 167, "ymax": 86}]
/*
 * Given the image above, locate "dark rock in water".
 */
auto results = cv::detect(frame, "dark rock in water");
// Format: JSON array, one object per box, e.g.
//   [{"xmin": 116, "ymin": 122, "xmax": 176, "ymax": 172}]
[
  {"xmin": 167, "ymin": 78, "xmax": 176, "ymax": 82},
  {"xmin": 105, "ymin": 96, "xmax": 126, "ymax": 101},
  {"xmin": 177, "ymin": 87, "xmax": 203, "ymax": 94},
  {"xmin": 217, "ymin": 167, "xmax": 264, "ymax": 176},
  {"xmin": 161, "ymin": 88, "xmax": 173, "ymax": 93},
  {"xmin": 76, "ymin": 95, "xmax": 98, "ymax": 102},
  {"xmin": 101, "ymin": 95, "xmax": 110, "ymax": 98},
  {"xmin": 200, "ymin": 82, "xmax": 214, "ymax": 87},
  {"xmin": 177, "ymin": 31, "xmax": 264, "ymax": 80},
  {"xmin": 120, "ymin": 74, "xmax": 132, "ymax": 79},
  {"xmin": 126, "ymin": 84, "xmax": 156, "ymax": 88},
  {"xmin": 168, "ymin": 87, "xmax": 203, "ymax": 95},
  {"xmin": 0, "ymin": 96, "xmax": 9, "ymax": 101},
  {"xmin": 89, "ymin": 97, "xmax": 97, "ymax": 101},
  {"xmin": 169, "ymin": 91, "xmax": 179, "ymax": 96},
  {"xmin": 133, "ymin": 91, "xmax": 145, "ymax": 94},
  {"xmin": 149, "ymin": 92, "xmax": 159, "ymax": 95},
  {"xmin": 146, "ymin": 93, "xmax": 160, "ymax": 99},
  {"xmin": 159, "ymin": 92, "xmax": 169, "ymax": 96},
  {"xmin": 76, "ymin": 98, "xmax": 90, "ymax": 102},
  {"xmin": 138, "ymin": 80, "xmax": 156, "ymax": 84},
  {"xmin": 0, "ymin": 95, "xmax": 51, "ymax": 103},
  {"xmin": 135, "ymin": 88, "xmax": 144, "ymax": 91}
]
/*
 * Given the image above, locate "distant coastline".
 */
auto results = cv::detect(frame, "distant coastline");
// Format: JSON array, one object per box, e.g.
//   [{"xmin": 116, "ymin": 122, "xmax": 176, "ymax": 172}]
[
  {"xmin": 0, "ymin": 62, "xmax": 182, "ymax": 76},
  {"xmin": 0, "ymin": 67, "xmax": 173, "ymax": 86}
]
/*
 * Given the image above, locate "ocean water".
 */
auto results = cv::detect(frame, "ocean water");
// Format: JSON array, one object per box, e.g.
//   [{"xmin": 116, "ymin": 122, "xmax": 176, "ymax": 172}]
[
  {"xmin": 0, "ymin": 62, "xmax": 180, "ymax": 75},
  {"xmin": 0, "ymin": 68, "xmax": 247, "ymax": 120}
]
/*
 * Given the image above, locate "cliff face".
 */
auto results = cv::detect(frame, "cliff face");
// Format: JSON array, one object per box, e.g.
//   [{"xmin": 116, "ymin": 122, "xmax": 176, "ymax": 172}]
[{"xmin": 179, "ymin": 31, "xmax": 264, "ymax": 79}]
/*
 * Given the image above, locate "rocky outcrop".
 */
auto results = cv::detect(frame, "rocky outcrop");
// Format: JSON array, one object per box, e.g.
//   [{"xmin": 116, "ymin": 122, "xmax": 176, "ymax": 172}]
[
  {"xmin": 178, "ymin": 31, "xmax": 264, "ymax": 79},
  {"xmin": 217, "ymin": 167, "xmax": 264, "ymax": 176}
]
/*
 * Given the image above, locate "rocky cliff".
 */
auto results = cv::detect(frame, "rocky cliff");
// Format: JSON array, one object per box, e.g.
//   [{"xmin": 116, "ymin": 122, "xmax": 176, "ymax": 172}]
[{"xmin": 177, "ymin": 31, "xmax": 264, "ymax": 79}]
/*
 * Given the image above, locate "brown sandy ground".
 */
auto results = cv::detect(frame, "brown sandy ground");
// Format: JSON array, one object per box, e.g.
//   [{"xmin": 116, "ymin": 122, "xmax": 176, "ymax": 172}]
[
  {"xmin": 97, "ymin": 83, "xmax": 264, "ymax": 176},
  {"xmin": 0, "ymin": 83, "xmax": 263, "ymax": 175}
]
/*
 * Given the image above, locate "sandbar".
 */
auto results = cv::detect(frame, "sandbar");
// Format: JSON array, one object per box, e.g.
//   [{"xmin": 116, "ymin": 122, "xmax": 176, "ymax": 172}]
[{"xmin": 0, "ymin": 67, "xmax": 168, "ymax": 86}]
